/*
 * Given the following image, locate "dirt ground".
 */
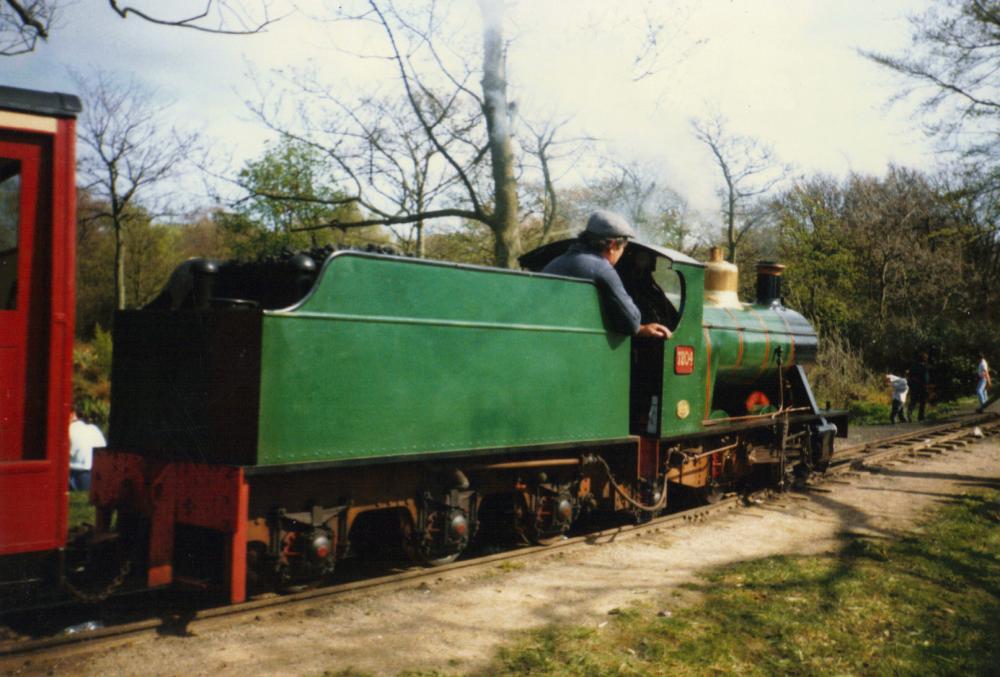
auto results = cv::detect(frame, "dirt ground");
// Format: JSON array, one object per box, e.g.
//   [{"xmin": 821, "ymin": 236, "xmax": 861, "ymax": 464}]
[{"xmin": 27, "ymin": 421, "xmax": 1000, "ymax": 677}]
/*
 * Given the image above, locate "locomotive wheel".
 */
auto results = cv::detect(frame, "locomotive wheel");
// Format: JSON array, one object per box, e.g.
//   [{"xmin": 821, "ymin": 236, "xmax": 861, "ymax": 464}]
[
  {"xmin": 515, "ymin": 490, "xmax": 576, "ymax": 544},
  {"xmin": 403, "ymin": 508, "xmax": 469, "ymax": 567}
]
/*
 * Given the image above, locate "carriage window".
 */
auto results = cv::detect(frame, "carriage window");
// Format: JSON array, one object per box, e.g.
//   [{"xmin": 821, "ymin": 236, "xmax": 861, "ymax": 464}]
[{"xmin": 0, "ymin": 159, "xmax": 20, "ymax": 310}]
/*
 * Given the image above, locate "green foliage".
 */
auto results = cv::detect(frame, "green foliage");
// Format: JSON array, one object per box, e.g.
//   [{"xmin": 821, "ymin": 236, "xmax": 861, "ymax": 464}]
[
  {"xmin": 72, "ymin": 326, "xmax": 112, "ymax": 430},
  {"xmin": 423, "ymin": 221, "xmax": 495, "ymax": 265},
  {"xmin": 75, "ymin": 191, "xmax": 227, "ymax": 334},
  {"xmin": 769, "ymin": 167, "xmax": 1000, "ymax": 402},
  {"xmin": 483, "ymin": 489, "xmax": 1000, "ymax": 676},
  {"xmin": 222, "ymin": 138, "xmax": 388, "ymax": 259},
  {"xmin": 92, "ymin": 324, "xmax": 113, "ymax": 378},
  {"xmin": 807, "ymin": 326, "xmax": 886, "ymax": 412}
]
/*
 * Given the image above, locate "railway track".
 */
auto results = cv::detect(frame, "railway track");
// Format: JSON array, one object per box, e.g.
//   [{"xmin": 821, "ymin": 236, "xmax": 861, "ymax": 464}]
[{"xmin": 2, "ymin": 412, "xmax": 998, "ymax": 673}]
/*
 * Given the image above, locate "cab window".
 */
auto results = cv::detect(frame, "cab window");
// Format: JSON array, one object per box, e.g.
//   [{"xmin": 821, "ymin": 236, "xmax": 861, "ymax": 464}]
[
  {"xmin": 0, "ymin": 158, "xmax": 20, "ymax": 310},
  {"xmin": 619, "ymin": 248, "xmax": 683, "ymax": 331},
  {"xmin": 653, "ymin": 265, "xmax": 683, "ymax": 318}
]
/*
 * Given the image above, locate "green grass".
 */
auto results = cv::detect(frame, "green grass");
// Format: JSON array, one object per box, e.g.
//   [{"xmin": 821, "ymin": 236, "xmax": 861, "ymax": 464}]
[
  {"xmin": 482, "ymin": 488, "xmax": 1000, "ymax": 676},
  {"xmin": 848, "ymin": 399, "xmax": 891, "ymax": 424},
  {"xmin": 849, "ymin": 396, "xmax": 979, "ymax": 425},
  {"xmin": 68, "ymin": 490, "xmax": 95, "ymax": 529}
]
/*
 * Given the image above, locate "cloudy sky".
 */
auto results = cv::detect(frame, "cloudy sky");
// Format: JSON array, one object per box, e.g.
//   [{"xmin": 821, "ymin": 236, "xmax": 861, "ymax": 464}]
[{"xmin": 5, "ymin": 0, "xmax": 936, "ymax": 223}]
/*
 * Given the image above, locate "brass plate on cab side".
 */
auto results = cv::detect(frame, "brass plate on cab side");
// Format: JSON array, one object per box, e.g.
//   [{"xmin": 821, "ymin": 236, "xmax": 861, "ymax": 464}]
[{"xmin": 676, "ymin": 399, "xmax": 690, "ymax": 419}]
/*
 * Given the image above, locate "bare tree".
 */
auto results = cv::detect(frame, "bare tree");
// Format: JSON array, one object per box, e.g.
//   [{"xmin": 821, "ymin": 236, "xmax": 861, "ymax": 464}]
[
  {"xmin": 584, "ymin": 161, "xmax": 695, "ymax": 251},
  {"xmin": 861, "ymin": 0, "xmax": 1000, "ymax": 161},
  {"xmin": 692, "ymin": 114, "xmax": 787, "ymax": 262},
  {"xmin": 1, "ymin": 0, "xmax": 276, "ymax": 55},
  {"xmin": 247, "ymin": 0, "xmax": 595, "ymax": 268},
  {"xmin": 519, "ymin": 117, "xmax": 595, "ymax": 243},
  {"xmin": 76, "ymin": 71, "xmax": 199, "ymax": 310}
]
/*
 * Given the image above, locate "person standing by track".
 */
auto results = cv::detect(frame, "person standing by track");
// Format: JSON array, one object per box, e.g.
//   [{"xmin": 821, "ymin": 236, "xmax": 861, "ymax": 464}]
[
  {"xmin": 907, "ymin": 352, "xmax": 930, "ymax": 422},
  {"xmin": 976, "ymin": 353, "xmax": 992, "ymax": 413},
  {"xmin": 885, "ymin": 374, "xmax": 909, "ymax": 424},
  {"xmin": 69, "ymin": 408, "xmax": 107, "ymax": 491}
]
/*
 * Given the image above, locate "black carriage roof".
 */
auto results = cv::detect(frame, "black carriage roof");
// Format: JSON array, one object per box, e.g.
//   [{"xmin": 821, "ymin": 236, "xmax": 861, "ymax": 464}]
[
  {"xmin": 518, "ymin": 238, "xmax": 704, "ymax": 272},
  {"xmin": 0, "ymin": 85, "xmax": 81, "ymax": 118}
]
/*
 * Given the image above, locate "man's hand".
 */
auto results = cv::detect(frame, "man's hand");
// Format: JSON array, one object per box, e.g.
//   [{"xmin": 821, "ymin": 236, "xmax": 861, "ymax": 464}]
[{"xmin": 637, "ymin": 323, "xmax": 672, "ymax": 339}]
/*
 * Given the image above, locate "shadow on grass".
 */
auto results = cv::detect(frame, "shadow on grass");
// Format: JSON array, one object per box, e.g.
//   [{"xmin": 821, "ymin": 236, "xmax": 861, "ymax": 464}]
[{"xmin": 481, "ymin": 488, "xmax": 1000, "ymax": 676}]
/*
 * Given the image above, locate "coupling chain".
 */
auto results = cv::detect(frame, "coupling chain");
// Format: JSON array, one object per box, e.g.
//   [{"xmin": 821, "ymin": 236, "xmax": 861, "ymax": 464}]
[{"xmin": 63, "ymin": 560, "xmax": 131, "ymax": 604}]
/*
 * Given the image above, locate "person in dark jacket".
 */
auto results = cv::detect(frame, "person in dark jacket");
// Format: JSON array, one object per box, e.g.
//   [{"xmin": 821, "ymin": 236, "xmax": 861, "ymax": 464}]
[
  {"xmin": 907, "ymin": 352, "xmax": 930, "ymax": 421},
  {"xmin": 543, "ymin": 210, "xmax": 672, "ymax": 339}
]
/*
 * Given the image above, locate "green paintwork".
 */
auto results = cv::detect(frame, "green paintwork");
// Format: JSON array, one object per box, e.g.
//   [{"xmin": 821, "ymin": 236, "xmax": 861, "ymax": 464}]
[
  {"xmin": 255, "ymin": 253, "xmax": 631, "ymax": 466},
  {"xmin": 658, "ymin": 262, "xmax": 708, "ymax": 437},
  {"xmin": 656, "ymin": 263, "xmax": 818, "ymax": 435},
  {"xmin": 703, "ymin": 304, "xmax": 816, "ymax": 378},
  {"xmin": 701, "ymin": 302, "xmax": 817, "ymax": 418}
]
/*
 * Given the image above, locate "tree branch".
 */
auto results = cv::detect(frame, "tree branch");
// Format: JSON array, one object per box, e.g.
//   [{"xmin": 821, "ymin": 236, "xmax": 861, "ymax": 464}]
[{"xmin": 106, "ymin": 0, "xmax": 277, "ymax": 35}]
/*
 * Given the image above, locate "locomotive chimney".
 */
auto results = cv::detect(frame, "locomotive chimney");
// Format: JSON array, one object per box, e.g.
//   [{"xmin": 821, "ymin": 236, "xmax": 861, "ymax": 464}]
[{"xmin": 755, "ymin": 261, "xmax": 785, "ymax": 307}]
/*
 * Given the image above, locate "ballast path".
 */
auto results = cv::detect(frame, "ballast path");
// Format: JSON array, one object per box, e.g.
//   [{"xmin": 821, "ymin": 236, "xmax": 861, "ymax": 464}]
[{"xmin": 3, "ymin": 414, "xmax": 999, "ymax": 677}]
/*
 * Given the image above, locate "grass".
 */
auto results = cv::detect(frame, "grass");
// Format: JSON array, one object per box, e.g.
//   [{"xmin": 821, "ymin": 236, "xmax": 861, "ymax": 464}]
[
  {"xmin": 482, "ymin": 488, "xmax": 1000, "ymax": 676},
  {"xmin": 68, "ymin": 490, "xmax": 95, "ymax": 529},
  {"xmin": 848, "ymin": 396, "xmax": 979, "ymax": 425}
]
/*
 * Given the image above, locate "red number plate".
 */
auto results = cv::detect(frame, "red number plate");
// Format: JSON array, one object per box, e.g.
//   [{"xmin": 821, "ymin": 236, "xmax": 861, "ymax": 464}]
[{"xmin": 674, "ymin": 346, "xmax": 695, "ymax": 375}]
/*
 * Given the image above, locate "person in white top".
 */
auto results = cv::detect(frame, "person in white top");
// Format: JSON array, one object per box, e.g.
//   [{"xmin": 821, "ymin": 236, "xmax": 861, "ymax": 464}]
[
  {"xmin": 977, "ymin": 353, "xmax": 992, "ymax": 413},
  {"xmin": 885, "ymin": 374, "xmax": 909, "ymax": 424},
  {"xmin": 69, "ymin": 408, "xmax": 106, "ymax": 491}
]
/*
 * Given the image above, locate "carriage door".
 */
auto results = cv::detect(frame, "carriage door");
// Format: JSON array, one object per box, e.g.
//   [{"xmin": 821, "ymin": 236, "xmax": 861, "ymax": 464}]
[{"xmin": 0, "ymin": 140, "xmax": 43, "ymax": 463}]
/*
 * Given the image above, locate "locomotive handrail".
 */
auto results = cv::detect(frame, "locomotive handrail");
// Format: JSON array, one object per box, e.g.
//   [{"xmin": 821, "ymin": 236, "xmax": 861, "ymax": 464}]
[
  {"xmin": 701, "ymin": 406, "xmax": 812, "ymax": 426},
  {"xmin": 264, "ymin": 310, "xmax": 612, "ymax": 335}
]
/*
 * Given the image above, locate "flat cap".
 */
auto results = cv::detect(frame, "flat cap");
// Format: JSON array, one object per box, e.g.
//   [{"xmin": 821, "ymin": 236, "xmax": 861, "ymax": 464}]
[{"xmin": 585, "ymin": 210, "xmax": 636, "ymax": 239}]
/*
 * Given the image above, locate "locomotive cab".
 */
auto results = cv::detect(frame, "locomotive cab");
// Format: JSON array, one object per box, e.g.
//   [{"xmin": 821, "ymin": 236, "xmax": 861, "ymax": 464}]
[{"xmin": 519, "ymin": 239, "xmax": 706, "ymax": 438}]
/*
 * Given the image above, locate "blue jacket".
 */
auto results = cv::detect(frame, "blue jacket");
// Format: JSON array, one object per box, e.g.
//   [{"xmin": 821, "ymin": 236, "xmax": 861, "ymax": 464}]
[{"xmin": 542, "ymin": 243, "xmax": 641, "ymax": 336}]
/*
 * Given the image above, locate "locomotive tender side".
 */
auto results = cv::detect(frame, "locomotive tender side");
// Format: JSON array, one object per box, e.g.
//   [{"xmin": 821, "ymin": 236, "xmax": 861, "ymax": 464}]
[
  {"xmin": 258, "ymin": 253, "xmax": 632, "ymax": 463},
  {"xmin": 108, "ymin": 251, "xmax": 632, "ymax": 466}
]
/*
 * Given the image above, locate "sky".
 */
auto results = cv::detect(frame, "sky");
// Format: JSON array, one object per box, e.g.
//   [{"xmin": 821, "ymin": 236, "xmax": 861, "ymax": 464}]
[{"xmin": 3, "ymin": 0, "xmax": 937, "ymax": 227}]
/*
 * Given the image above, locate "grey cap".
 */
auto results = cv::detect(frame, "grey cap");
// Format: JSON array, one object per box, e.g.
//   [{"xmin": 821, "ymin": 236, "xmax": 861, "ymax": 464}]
[{"xmin": 586, "ymin": 210, "xmax": 636, "ymax": 239}]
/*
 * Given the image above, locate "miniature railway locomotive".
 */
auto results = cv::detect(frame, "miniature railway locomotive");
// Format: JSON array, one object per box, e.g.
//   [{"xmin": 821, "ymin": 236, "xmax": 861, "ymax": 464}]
[
  {"xmin": 92, "ymin": 238, "xmax": 844, "ymax": 604},
  {"xmin": 0, "ymin": 84, "xmax": 845, "ymax": 612}
]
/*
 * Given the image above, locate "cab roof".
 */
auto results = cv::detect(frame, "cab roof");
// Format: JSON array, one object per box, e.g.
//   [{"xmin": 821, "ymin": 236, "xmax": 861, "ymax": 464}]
[
  {"xmin": 0, "ymin": 85, "xmax": 81, "ymax": 118},
  {"xmin": 518, "ymin": 238, "xmax": 704, "ymax": 272}
]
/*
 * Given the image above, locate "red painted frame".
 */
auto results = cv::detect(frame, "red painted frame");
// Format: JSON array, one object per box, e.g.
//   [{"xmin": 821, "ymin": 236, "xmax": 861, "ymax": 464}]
[
  {"xmin": 92, "ymin": 452, "xmax": 250, "ymax": 604},
  {"xmin": 0, "ymin": 113, "xmax": 76, "ymax": 556}
]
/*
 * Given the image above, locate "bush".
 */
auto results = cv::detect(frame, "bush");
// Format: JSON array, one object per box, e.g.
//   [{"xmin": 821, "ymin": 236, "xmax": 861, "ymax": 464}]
[
  {"xmin": 807, "ymin": 326, "xmax": 886, "ymax": 411},
  {"xmin": 72, "ymin": 324, "xmax": 112, "ymax": 431}
]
